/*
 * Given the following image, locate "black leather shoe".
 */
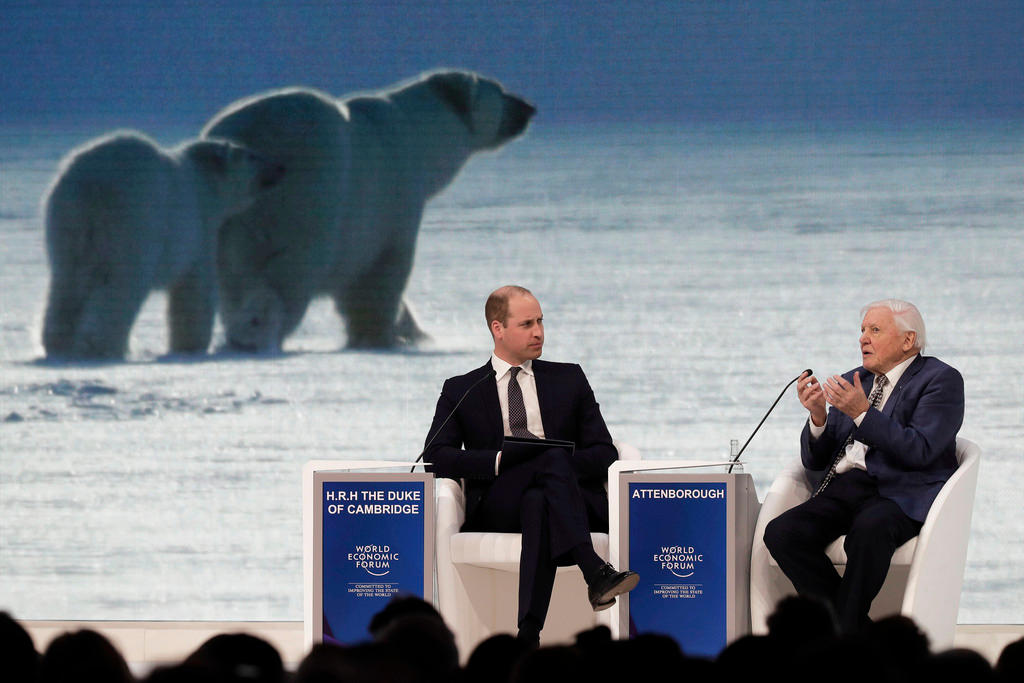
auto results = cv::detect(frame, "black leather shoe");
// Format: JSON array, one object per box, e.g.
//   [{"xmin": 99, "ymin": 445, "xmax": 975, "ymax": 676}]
[{"xmin": 587, "ymin": 563, "xmax": 639, "ymax": 610}]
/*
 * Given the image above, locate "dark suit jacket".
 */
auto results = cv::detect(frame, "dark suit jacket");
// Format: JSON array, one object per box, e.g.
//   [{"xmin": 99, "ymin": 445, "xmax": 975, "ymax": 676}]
[
  {"xmin": 801, "ymin": 354, "xmax": 965, "ymax": 522},
  {"xmin": 424, "ymin": 359, "xmax": 618, "ymax": 525}
]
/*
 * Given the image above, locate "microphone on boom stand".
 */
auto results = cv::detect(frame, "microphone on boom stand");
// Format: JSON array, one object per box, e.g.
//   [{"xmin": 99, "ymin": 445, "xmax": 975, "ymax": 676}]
[
  {"xmin": 411, "ymin": 369, "xmax": 497, "ymax": 473},
  {"xmin": 727, "ymin": 369, "xmax": 813, "ymax": 474}
]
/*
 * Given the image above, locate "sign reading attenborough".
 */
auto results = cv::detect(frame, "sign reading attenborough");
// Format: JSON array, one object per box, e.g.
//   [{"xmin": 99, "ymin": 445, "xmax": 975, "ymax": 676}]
[
  {"xmin": 321, "ymin": 479, "xmax": 427, "ymax": 644},
  {"xmin": 628, "ymin": 481, "xmax": 728, "ymax": 657}
]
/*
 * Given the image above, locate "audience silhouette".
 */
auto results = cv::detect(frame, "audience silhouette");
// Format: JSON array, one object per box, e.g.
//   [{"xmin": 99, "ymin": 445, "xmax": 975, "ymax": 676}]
[
  {"xmin": 996, "ymin": 635, "xmax": 1024, "ymax": 683},
  {"xmin": 461, "ymin": 633, "xmax": 531, "ymax": 683},
  {"xmin": 923, "ymin": 646, "xmax": 996, "ymax": 682},
  {"xmin": 863, "ymin": 614, "xmax": 931, "ymax": 683},
  {"xmin": 4, "ymin": 595, "xmax": 1022, "ymax": 683},
  {"xmin": 37, "ymin": 628, "xmax": 132, "ymax": 683},
  {"xmin": 182, "ymin": 633, "xmax": 285, "ymax": 683},
  {"xmin": 1, "ymin": 611, "xmax": 39, "ymax": 683}
]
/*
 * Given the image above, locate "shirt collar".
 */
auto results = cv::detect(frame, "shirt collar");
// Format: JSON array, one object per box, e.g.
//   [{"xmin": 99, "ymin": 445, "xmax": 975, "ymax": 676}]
[
  {"xmin": 879, "ymin": 353, "xmax": 918, "ymax": 387},
  {"xmin": 490, "ymin": 354, "xmax": 534, "ymax": 379}
]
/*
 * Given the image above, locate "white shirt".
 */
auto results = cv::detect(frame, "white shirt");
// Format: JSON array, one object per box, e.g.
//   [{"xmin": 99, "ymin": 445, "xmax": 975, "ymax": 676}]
[
  {"xmin": 810, "ymin": 354, "xmax": 918, "ymax": 474},
  {"xmin": 491, "ymin": 354, "xmax": 546, "ymax": 474}
]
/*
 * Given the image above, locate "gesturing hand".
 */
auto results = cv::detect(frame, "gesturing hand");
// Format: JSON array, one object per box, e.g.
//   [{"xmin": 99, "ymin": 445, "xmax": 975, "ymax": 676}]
[
  {"xmin": 797, "ymin": 370, "xmax": 827, "ymax": 426},
  {"xmin": 823, "ymin": 372, "xmax": 871, "ymax": 419}
]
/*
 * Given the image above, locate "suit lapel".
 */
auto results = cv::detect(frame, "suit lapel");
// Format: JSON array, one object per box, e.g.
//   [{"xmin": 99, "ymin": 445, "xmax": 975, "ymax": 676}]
[
  {"xmin": 859, "ymin": 368, "xmax": 872, "ymax": 398},
  {"xmin": 882, "ymin": 354, "xmax": 924, "ymax": 418},
  {"xmin": 478, "ymin": 360, "xmax": 504, "ymax": 444},
  {"xmin": 533, "ymin": 360, "xmax": 554, "ymax": 436}
]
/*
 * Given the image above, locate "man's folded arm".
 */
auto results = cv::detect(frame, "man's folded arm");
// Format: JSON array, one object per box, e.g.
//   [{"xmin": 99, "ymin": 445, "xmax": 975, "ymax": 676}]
[{"xmin": 425, "ymin": 444, "xmax": 500, "ymax": 480}]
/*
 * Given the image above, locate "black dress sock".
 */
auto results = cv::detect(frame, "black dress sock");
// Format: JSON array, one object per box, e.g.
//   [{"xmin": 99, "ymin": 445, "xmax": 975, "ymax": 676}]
[{"xmin": 572, "ymin": 543, "xmax": 606, "ymax": 583}]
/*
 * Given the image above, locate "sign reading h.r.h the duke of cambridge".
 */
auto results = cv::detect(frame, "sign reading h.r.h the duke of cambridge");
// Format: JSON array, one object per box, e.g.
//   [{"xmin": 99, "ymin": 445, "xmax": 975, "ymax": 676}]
[
  {"xmin": 617, "ymin": 472, "xmax": 756, "ymax": 658},
  {"xmin": 313, "ymin": 472, "xmax": 434, "ymax": 645}
]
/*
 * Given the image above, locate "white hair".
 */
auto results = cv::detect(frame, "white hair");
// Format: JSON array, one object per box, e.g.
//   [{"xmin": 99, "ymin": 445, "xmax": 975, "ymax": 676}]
[{"xmin": 861, "ymin": 299, "xmax": 926, "ymax": 352}]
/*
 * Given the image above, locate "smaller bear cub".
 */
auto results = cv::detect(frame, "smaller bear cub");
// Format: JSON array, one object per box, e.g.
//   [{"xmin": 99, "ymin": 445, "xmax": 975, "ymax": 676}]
[{"xmin": 42, "ymin": 131, "xmax": 285, "ymax": 359}]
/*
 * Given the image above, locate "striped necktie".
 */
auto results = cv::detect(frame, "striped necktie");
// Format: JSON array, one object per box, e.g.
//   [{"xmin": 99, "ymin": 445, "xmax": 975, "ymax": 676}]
[
  {"xmin": 812, "ymin": 374, "xmax": 888, "ymax": 497},
  {"xmin": 507, "ymin": 366, "xmax": 536, "ymax": 438}
]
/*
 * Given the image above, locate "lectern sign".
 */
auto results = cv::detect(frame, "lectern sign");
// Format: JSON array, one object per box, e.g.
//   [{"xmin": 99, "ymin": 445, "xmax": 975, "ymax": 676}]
[
  {"xmin": 623, "ymin": 478, "xmax": 732, "ymax": 657},
  {"xmin": 313, "ymin": 473, "xmax": 433, "ymax": 644}
]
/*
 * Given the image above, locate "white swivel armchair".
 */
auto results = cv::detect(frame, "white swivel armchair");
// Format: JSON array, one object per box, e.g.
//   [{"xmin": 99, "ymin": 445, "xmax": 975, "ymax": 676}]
[
  {"xmin": 750, "ymin": 436, "xmax": 980, "ymax": 649},
  {"xmin": 435, "ymin": 441, "xmax": 640, "ymax": 658}
]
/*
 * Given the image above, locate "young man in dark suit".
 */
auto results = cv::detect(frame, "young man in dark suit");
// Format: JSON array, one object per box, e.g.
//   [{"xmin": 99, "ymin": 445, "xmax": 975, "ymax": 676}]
[
  {"xmin": 764, "ymin": 299, "xmax": 965, "ymax": 634},
  {"xmin": 424, "ymin": 285, "xmax": 638, "ymax": 645}
]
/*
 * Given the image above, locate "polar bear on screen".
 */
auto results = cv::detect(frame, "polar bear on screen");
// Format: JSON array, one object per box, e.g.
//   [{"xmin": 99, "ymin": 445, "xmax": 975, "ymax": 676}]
[
  {"xmin": 42, "ymin": 131, "xmax": 285, "ymax": 359},
  {"xmin": 202, "ymin": 69, "xmax": 535, "ymax": 351}
]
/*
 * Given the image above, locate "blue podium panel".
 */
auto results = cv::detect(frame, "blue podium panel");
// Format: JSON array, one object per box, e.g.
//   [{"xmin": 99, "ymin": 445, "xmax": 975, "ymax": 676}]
[
  {"xmin": 312, "ymin": 472, "xmax": 434, "ymax": 645},
  {"xmin": 616, "ymin": 472, "xmax": 755, "ymax": 658}
]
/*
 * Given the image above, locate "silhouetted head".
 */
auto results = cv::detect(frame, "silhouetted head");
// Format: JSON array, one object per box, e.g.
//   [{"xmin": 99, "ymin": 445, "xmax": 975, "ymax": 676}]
[
  {"xmin": 766, "ymin": 594, "xmax": 839, "ymax": 650},
  {"xmin": 464, "ymin": 633, "xmax": 531, "ymax": 683},
  {"xmin": 373, "ymin": 615, "xmax": 458, "ymax": 683},
  {"xmin": 604, "ymin": 633, "xmax": 688, "ymax": 681},
  {"xmin": 294, "ymin": 642, "xmax": 416, "ymax": 683},
  {"xmin": 511, "ymin": 645, "xmax": 584, "ymax": 683},
  {"xmin": 796, "ymin": 634, "xmax": 888, "ymax": 683},
  {"xmin": 141, "ymin": 663, "xmax": 220, "ymax": 683},
  {"xmin": 0, "ymin": 612, "xmax": 39, "ymax": 683},
  {"xmin": 996, "ymin": 636, "xmax": 1024, "ymax": 683},
  {"xmin": 717, "ymin": 634, "xmax": 784, "ymax": 681},
  {"xmin": 184, "ymin": 633, "xmax": 284, "ymax": 683},
  {"xmin": 367, "ymin": 594, "xmax": 446, "ymax": 637},
  {"xmin": 924, "ymin": 647, "xmax": 995, "ymax": 682},
  {"xmin": 38, "ymin": 629, "xmax": 131, "ymax": 683},
  {"xmin": 864, "ymin": 614, "xmax": 931, "ymax": 677}
]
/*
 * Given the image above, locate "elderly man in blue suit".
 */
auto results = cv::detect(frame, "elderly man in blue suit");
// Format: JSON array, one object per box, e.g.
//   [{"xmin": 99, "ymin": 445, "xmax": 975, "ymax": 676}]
[
  {"xmin": 764, "ymin": 299, "xmax": 965, "ymax": 634},
  {"xmin": 424, "ymin": 285, "xmax": 637, "ymax": 646}
]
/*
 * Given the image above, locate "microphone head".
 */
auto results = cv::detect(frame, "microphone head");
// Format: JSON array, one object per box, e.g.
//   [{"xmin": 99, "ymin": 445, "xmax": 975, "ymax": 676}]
[{"xmin": 803, "ymin": 368, "xmax": 813, "ymax": 378}]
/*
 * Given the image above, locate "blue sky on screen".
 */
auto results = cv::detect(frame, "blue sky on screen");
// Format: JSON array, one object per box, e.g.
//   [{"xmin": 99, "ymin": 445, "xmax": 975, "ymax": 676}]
[{"xmin": 2, "ymin": 0, "xmax": 1022, "ymax": 125}]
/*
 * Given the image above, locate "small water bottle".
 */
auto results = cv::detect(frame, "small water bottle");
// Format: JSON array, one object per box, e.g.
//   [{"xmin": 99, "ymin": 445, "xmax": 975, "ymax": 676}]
[{"xmin": 729, "ymin": 439, "xmax": 743, "ymax": 472}]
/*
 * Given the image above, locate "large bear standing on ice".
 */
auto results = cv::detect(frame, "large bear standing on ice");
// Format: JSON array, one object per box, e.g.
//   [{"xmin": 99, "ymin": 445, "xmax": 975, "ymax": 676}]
[
  {"xmin": 202, "ymin": 70, "xmax": 535, "ymax": 350},
  {"xmin": 42, "ymin": 132, "xmax": 285, "ymax": 359}
]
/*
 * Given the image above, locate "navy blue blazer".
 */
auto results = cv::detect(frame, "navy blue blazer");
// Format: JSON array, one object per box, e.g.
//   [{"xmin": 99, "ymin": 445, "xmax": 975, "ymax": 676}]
[
  {"xmin": 424, "ymin": 359, "xmax": 618, "ymax": 524},
  {"xmin": 800, "ymin": 354, "xmax": 965, "ymax": 522}
]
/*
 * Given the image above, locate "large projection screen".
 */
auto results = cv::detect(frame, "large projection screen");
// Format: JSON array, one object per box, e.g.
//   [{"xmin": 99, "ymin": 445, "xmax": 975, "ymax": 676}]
[{"xmin": 1, "ymin": 2, "xmax": 1021, "ymax": 627}]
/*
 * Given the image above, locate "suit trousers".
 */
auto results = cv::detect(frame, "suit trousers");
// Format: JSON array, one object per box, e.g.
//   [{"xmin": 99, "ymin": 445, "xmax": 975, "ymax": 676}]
[
  {"xmin": 763, "ymin": 468, "xmax": 922, "ymax": 634},
  {"xmin": 470, "ymin": 448, "xmax": 607, "ymax": 629}
]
